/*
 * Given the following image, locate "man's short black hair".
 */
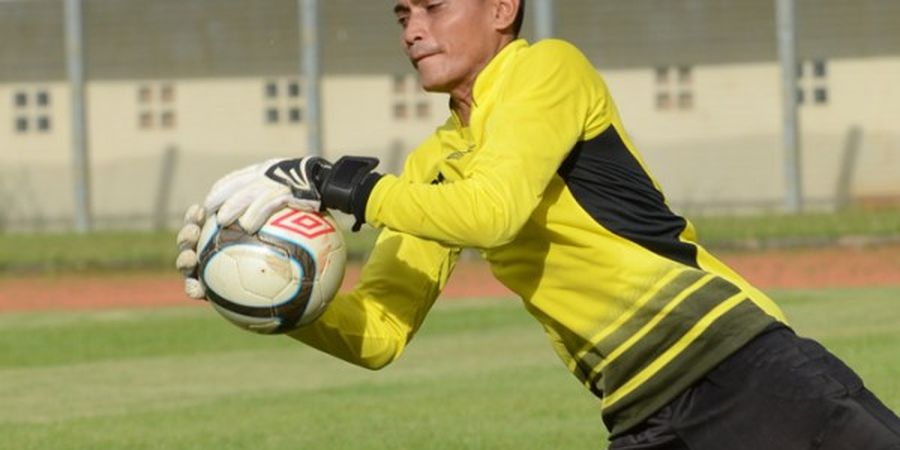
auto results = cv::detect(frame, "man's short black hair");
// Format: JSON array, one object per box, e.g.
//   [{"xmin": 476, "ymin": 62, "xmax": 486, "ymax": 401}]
[{"xmin": 513, "ymin": 0, "xmax": 526, "ymax": 37}]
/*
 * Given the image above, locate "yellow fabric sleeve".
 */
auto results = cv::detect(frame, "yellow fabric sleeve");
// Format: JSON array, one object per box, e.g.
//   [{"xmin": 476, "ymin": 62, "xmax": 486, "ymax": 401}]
[
  {"xmin": 366, "ymin": 41, "xmax": 609, "ymax": 248},
  {"xmin": 288, "ymin": 137, "xmax": 460, "ymax": 369}
]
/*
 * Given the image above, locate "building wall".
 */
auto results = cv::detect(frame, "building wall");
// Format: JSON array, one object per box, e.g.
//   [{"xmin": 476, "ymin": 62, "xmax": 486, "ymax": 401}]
[
  {"xmin": 602, "ymin": 56, "xmax": 900, "ymax": 211},
  {"xmin": 0, "ymin": 75, "xmax": 447, "ymax": 229},
  {"xmin": 0, "ymin": 56, "xmax": 898, "ymax": 229}
]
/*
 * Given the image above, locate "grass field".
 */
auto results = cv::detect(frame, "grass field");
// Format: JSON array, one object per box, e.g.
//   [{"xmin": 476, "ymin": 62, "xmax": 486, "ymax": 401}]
[
  {"xmin": 1, "ymin": 287, "xmax": 898, "ymax": 449},
  {"xmin": 2, "ymin": 208, "xmax": 899, "ymax": 274}
]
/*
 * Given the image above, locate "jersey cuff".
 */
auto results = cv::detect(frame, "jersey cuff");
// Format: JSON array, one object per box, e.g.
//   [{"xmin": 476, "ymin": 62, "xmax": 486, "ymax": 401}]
[{"xmin": 352, "ymin": 172, "xmax": 383, "ymax": 231}]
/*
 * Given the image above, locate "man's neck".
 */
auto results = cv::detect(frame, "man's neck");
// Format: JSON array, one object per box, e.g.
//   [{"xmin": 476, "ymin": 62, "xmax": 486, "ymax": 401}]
[
  {"xmin": 448, "ymin": 35, "xmax": 516, "ymax": 126},
  {"xmin": 450, "ymin": 91, "xmax": 474, "ymax": 126}
]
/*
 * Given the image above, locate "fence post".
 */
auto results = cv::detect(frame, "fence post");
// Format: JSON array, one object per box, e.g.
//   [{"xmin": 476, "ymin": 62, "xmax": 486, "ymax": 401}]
[
  {"xmin": 154, "ymin": 145, "xmax": 179, "ymax": 230},
  {"xmin": 300, "ymin": 0, "xmax": 322, "ymax": 157},
  {"xmin": 533, "ymin": 0, "xmax": 556, "ymax": 40},
  {"xmin": 65, "ymin": 0, "xmax": 92, "ymax": 232},
  {"xmin": 835, "ymin": 126, "xmax": 863, "ymax": 211},
  {"xmin": 776, "ymin": 0, "xmax": 803, "ymax": 213}
]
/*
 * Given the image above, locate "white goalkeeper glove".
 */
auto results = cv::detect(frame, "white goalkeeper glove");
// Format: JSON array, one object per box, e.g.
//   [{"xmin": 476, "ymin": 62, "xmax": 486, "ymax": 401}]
[
  {"xmin": 176, "ymin": 155, "xmax": 381, "ymax": 300},
  {"xmin": 208, "ymin": 156, "xmax": 381, "ymax": 234},
  {"xmin": 175, "ymin": 203, "xmax": 208, "ymax": 300}
]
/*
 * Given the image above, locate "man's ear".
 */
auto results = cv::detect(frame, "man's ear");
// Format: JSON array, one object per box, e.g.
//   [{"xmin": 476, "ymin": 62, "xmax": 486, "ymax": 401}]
[{"xmin": 492, "ymin": 0, "xmax": 519, "ymax": 33}]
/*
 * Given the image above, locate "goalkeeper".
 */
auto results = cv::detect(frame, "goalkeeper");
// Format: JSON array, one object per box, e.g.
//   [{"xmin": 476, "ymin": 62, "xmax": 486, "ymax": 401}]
[{"xmin": 177, "ymin": 0, "xmax": 900, "ymax": 447}]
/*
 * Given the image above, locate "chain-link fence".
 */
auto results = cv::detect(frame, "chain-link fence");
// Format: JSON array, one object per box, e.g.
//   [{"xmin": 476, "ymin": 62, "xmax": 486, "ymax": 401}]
[{"xmin": 1, "ymin": 0, "xmax": 898, "ymax": 231}]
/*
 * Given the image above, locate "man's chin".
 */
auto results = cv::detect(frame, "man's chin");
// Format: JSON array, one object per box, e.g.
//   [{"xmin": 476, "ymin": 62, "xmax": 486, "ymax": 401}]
[{"xmin": 416, "ymin": 74, "xmax": 452, "ymax": 93}]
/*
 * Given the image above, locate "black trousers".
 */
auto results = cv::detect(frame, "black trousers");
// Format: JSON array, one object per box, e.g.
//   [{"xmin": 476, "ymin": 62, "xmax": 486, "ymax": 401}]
[{"xmin": 609, "ymin": 325, "xmax": 900, "ymax": 450}]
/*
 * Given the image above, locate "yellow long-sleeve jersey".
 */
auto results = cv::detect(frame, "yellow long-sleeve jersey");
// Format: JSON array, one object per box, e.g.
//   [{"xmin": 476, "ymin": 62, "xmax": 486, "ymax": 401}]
[{"xmin": 290, "ymin": 39, "xmax": 787, "ymax": 435}]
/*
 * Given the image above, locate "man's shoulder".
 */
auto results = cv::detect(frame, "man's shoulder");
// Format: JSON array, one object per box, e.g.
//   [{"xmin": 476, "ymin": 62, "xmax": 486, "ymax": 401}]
[
  {"xmin": 506, "ymin": 39, "xmax": 595, "ymax": 83},
  {"xmin": 499, "ymin": 39, "xmax": 597, "ymax": 92},
  {"xmin": 521, "ymin": 39, "xmax": 590, "ymax": 66}
]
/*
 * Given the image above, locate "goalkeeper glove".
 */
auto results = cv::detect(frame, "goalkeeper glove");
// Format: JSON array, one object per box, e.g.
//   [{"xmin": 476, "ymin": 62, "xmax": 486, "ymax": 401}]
[
  {"xmin": 175, "ymin": 203, "xmax": 207, "ymax": 300},
  {"xmin": 209, "ymin": 156, "xmax": 381, "ymax": 233}
]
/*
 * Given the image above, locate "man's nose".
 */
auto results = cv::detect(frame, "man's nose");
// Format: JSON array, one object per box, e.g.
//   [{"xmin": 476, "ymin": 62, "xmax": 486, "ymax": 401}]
[{"xmin": 402, "ymin": 13, "xmax": 426, "ymax": 46}]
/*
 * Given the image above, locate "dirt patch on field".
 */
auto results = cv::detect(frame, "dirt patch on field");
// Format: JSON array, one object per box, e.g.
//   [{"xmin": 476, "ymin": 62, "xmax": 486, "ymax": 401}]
[{"xmin": 1, "ymin": 245, "xmax": 899, "ymax": 313}]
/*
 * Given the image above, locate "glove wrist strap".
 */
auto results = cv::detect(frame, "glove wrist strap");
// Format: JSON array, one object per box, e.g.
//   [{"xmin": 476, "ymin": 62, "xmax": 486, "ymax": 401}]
[{"xmin": 321, "ymin": 156, "xmax": 381, "ymax": 231}]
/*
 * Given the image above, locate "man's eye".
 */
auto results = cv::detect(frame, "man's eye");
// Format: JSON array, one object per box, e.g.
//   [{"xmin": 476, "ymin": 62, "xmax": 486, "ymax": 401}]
[
  {"xmin": 426, "ymin": 2, "xmax": 443, "ymax": 11},
  {"xmin": 397, "ymin": 16, "xmax": 409, "ymax": 27}
]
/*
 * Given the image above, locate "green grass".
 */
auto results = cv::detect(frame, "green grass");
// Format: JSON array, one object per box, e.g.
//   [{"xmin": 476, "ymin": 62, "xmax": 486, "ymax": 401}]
[
  {"xmin": 0, "ymin": 230, "xmax": 176, "ymax": 273},
  {"xmin": 691, "ymin": 209, "xmax": 900, "ymax": 248},
  {"xmin": 2, "ymin": 209, "xmax": 899, "ymax": 274},
  {"xmin": 1, "ymin": 288, "xmax": 899, "ymax": 449},
  {"xmin": 0, "ymin": 228, "xmax": 380, "ymax": 275}
]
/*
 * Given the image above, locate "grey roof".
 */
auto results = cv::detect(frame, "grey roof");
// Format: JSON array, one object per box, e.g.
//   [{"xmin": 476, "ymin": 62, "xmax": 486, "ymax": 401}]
[
  {"xmin": 0, "ymin": 0, "xmax": 66, "ymax": 82},
  {"xmin": 1, "ymin": 0, "xmax": 898, "ymax": 82},
  {"xmin": 559, "ymin": 0, "xmax": 900, "ymax": 69}
]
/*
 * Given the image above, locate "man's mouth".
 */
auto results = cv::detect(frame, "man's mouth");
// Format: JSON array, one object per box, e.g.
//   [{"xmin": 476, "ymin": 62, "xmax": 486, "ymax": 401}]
[{"xmin": 410, "ymin": 51, "xmax": 438, "ymax": 66}]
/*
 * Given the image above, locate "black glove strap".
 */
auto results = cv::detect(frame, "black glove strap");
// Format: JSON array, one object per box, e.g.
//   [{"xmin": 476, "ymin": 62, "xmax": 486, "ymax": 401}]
[
  {"xmin": 321, "ymin": 156, "xmax": 381, "ymax": 231},
  {"xmin": 350, "ymin": 172, "xmax": 382, "ymax": 231}
]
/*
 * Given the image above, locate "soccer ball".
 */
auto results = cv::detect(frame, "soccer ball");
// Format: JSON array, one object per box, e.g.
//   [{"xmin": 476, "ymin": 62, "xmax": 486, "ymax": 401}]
[{"xmin": 196, "ymin": 207, "xmax": 346, "ymax": 334}]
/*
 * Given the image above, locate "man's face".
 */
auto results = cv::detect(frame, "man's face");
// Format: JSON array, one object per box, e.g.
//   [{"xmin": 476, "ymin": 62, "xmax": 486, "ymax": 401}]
[{"xmin": 394, "ymin": 0, "xmax": 501, "ymax": 93}]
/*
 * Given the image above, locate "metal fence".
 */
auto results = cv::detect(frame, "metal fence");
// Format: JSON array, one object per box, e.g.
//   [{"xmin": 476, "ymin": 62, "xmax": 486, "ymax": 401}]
[{"xmin": 1, "ymin": 0, "xmax": 899, "ymax": 232}]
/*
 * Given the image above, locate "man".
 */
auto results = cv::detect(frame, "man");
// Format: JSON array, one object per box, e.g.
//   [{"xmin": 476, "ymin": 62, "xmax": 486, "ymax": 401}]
[{"xmin": 177, "ymin": 0, "xmax": 900, "ymax": 447}]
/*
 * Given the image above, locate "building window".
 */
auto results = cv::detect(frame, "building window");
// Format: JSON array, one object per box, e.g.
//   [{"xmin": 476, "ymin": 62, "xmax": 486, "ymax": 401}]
[
  {"xmin": 677, "ymin": 66, "xmax": 692, "ymax": 84},
  {"xmin": 160, "ymin": 84, "xmax": 175, "ymax": 103},
  {"xmin": 655, "ymin": 67, "xmax": 669, "ymax": 84},
  {"xmin": 393, "ymin": 103, "xmax": 408, "ymax": 120},
  {"xmin": 263, "ymin": 79, "xmax": 304, "ymax": 127},
  {"xmin": 265, "ymin": 81, "xmax": 278, "ymax": 98},
  {"xmin": 265, "ymin": 108, "xmax": 279, "ymax": 124},
  {"xmin": 139, "ymin": 111, "xmax": 154, "ymax": 129},
  {"xmin": 14, "ymin": 92, "xmax": 27, "ymax": 108},
  {"xmin": 288, "ymin": 82, "xmax": 301, "ymax": 98},
  {"xmin": 138, "ymin": 85, "xmax": 153, "ymax": 104},
  {"xmin": 288, "ymin": 108, "xmax": 303, "ymax": 123},
  {"xmin": 392, "ymin": 74, "xmax": 407, "ymax": 94},
  {"xmin": 36, "ymin": 91, "xmax": 50, "ymax": 107},
  {"xmin": 415, "ymin": 101, "xmax": 431, "ymax": 119},
  {"xmin": 137, "ymin": 83, "xmax": 177, "ymax": 129},
  {"xmin": 36, "ymin": 116, "xmax": 51, "ymax": 132},
  {"xmin": 813, "ymin": 60, "xmax": 827, "ymax": 78},
  {"xmin": 15, "ymin": 117, "xmax": 28, "ymax": 133},
  {"xmin": 677, "ymin": 91, "xmax": 694, "ymax": 109},
  {"xmin": 391, "ymin": 74, "xmax": 432, "ymax": 121},
  {"xmin": 797, "ymin": 59, "xmax": 829, "ymax": 108},
  {"xmin": 655, "ymin": 65, "xmax": 694, "ymax": 111},
  {"xmin": 655, "ymin": 92, "xmax": 671, "ymax": 110},
  {"xmin": 160, "ymin": 110, "xmax": 176, "ymax": 128},
  {"xmin": 11, "ymin": 89, "xmax": 54, "ymax": 134},
  {"xmin": 814, "ymin": 87, "xmax": 828, "ymax": 104}
]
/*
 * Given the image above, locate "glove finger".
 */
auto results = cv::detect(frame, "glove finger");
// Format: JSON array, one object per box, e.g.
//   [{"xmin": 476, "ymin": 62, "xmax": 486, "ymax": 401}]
[
  {"xmin": 183, "ymin": 204, "xmax": 206, "ymax": 227},
  {"xmin": 176, "ymin": 223, "xmax": 202, "ymax": 251},
  {"xmin": 204, "ymin": 169, "xmax": 260, "ymax": 213},
  {"xmin": 285, "ymin": 197, "xmax": 322, "ymax": 212},
  {"xmin": 204, "ymin": 158, "xmax": 284, "ymax": 212},
  {"xmin": 184, "ymin": 277, "xmax": 207, "ymax": 300},
  {"xmin": 238, "ymin": 190, "xmax": 294, "ymax": 233},
  {"xmin": 176, "ymin": 249, "xmax": 199, "ymax": 277},
  {"xmin": 216, "ymin": 181, "xmax": 276, "ymax": 227}
]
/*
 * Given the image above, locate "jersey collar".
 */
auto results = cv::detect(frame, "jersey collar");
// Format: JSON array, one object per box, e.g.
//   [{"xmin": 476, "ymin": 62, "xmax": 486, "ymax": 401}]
[{"xmin": 471, "ymin": 38, "xmax": 529, "ymax": 107}]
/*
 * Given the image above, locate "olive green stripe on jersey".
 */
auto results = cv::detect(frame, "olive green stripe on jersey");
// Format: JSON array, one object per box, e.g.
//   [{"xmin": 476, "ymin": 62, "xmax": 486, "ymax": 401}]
[
  {"xmin": 602, "ymin": 293, "xmax": 758, "ymax": 409},
  {"xmin": 570, "ymin": 268, "xmax": 692, "ymax": 367},
  {"xmin": 525, "ymin": 304, "xmax": 596, "ymax": 388},
  {"xmin": 596, "ymin": 276, "xmax": 744, "ymax": 392},
  {"xmin": 584, "ymin": 273, "xmax": 717, "ymax": 382},
  {"xmin": 601, "ymin": 299, "xmax": 775, "ymax": 435}
]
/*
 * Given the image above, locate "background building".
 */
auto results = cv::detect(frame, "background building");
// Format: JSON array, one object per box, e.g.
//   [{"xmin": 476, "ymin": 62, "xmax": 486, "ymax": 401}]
[{"xmin": 0, "ymin": 0, "xmax": 898, "ymax": 230}]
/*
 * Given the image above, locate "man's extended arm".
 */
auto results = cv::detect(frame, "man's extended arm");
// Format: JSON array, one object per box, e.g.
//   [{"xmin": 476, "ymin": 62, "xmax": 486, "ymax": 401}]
[{"xmin": 288, "ymin": 226, "xmax": 459, "ymax": 369}]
